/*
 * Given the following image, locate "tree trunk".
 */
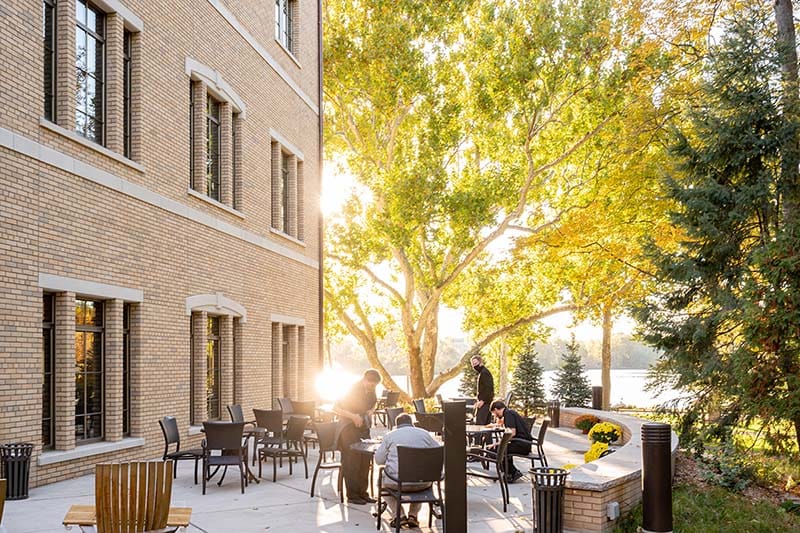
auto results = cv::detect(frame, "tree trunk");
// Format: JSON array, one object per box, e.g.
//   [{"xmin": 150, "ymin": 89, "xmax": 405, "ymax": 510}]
[
  {"xmin": 499, "ymin": 340, "xmax": 508, "ymax": 399},
  {"xmin": 601, "ymin": 305, "xmax": 612, "ymax": 410},
  {"xmin": 775, "ymin": 0, "xmax": 800, "ymax": 223},
  {"xmin": 408, "ymin": 345, "xmax": 427, "ymax": 399}
]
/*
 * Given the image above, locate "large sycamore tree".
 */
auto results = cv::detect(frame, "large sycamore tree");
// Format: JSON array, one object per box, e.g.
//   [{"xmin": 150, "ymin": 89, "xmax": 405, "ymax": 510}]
[{"xmin": 324, "ymin": 0, "xmax": 672, "ymax": 399}]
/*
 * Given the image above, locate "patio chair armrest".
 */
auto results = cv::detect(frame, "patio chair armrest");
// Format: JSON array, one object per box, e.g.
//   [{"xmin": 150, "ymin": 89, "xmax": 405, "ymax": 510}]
[{"xmin": 511, "ymin": 437, "xmax": 534, "ymax": 446}]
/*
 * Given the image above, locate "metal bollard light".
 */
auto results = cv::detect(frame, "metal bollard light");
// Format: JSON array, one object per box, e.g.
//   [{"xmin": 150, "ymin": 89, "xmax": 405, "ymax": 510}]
[
  {"xmin": 591, "ymin": 387, "xmax": 603, "ymax": 410},
  {"xmin": 641, "ymin": 423, "xmax": 673, "ymax": 533},
  {"xmin": 547, "ymin": 400, "xmax": 560, "ymax": 428}
]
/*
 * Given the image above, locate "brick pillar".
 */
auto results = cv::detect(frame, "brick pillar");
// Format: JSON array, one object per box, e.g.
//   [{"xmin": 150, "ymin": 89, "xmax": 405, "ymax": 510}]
[
  {"xmin": 128, "ymin": 303, "xmax": 143, "ymax": 436},
  {"xmin": 296, "ymin": 161, "xmax": 305, "ymax": 241},
  {"xmin": 220, "ymin": 316, "xmax": 234, "ymax": 412},
  {"xmin": 104, "ymin": 299, "xmax": 123, "ymax": 441},
  {"xmin": 290, "ymin": 0, "xmax": 300, "ymax": 55},
  {"xmin": 271, "ymin": 142, "xmax": 282, "ymax": 230},
  {"xmin": 191, "ymin": 312, "xmax": 208, "ymax": 424},
  {"xmin": 56, "ymin": 0, "xmax": 77, "ymax": 130},
  {"xmin": 271, "ymin": 323, "xmax": 283, "ymax": 397},
  {"xmin": 232, "ymin": 114, "xmax": 243, "ymax": 211},
  {"xmin": 219, "ymin": 103, "xmax": 233, "ymax": 206},
  {"xmin": 287, "ymin": 155, "xmax": 298, "ymax": 237},
  {"xmin": 233, "ymin": 318, "xmax": 243, "ymax": 404},
  {"xmin": 105, "ymin": 14, "xmax": 124, "ymax": 153},
  {"xmin": 130, "ymin": 31, "xmax": 143, "ymax": 162},
  {"xmin": 191, "ymin": 81, "xmax": 208, "ymax": 194},
  {"xmin": 286, "ymin": 325, "xmax": 299, "ymax": 399},
  {"xmin": 54, "ymin": 292, "xmax": 75, "ymax": 451}
]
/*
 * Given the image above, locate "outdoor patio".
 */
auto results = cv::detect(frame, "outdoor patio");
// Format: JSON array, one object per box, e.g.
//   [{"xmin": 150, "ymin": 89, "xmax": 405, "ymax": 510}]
[{"xmin": 2, "ymin": 427, "xmax": 589, "ymax": 533}]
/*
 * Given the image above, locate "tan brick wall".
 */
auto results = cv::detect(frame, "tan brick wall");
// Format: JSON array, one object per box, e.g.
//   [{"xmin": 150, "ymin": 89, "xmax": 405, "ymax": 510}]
[
  {"xmin": 104, "ymin": 299, "xmax": 124, "ymax": 442},
  {"xmin": 105, "ymin": 14, "xmax": 125, "ymax": 153},
  {"xmin": 0, "ymin": 0, "xmax": 321, "ymax": 487}
]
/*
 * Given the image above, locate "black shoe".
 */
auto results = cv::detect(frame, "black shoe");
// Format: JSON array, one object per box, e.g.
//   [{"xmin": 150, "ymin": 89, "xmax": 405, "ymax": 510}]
[
  {"xmin": 362, "ymin": 495, "xmax": 377, "ymax": 503},
  {"xmin": 508, "ymin": 471, "xmax": 524, "ymax": 483},
  {"xmin": 405, "ymin": 514, "xmax": 419, "ymax": 528},
  {"xmin": 389, "ymin": 516, "xmax": 407, "ymax": 529}
]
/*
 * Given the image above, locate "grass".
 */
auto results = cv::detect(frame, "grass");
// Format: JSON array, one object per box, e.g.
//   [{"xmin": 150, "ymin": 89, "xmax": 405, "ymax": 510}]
[{"xmin": 613, "ymin": 484, "xmax": 800, "ymax": 533}]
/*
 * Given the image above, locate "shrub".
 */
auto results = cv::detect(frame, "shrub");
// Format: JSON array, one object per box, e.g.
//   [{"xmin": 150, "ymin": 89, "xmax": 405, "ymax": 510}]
[
  {"xmin": 584, "ymin": 442, "xmax": 609, "ymax": 463},
  {"xmin": 575, "ymin": 414, "xmax": 601, "ymax": 432},
  {"xmin": 588, "ymin": 422, "xmax": 622, "ymax": 444}
]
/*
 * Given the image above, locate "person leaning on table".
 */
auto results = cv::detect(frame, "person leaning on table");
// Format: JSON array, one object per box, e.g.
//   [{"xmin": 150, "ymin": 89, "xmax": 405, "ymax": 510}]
[
  {"xmin": 374, "ymin": 413, "xmax": 442, "ymax": 530},
  {"xmin": 333, "ymin": 368, "xmax": 381, "ymax": 505},
  {"xmin": 489, "ymin": 400, "xmax": 532, "ymax": 483}
]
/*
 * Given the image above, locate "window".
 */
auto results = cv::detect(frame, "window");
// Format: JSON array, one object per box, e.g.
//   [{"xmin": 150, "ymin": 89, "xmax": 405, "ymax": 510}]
[
  {"xmin": 75, "ymin": 0, "xmax": 106, "ymax": 144},
  {"xmin": 123, "ymin": 30, "xmax": 132, "ymax": 158},
  {"xmin": 232, "ymin": 113, "xmax": 240, "ymax": 210},
  {"xmin": 271, "ymin": 140, "xmax": 303, "ymax": 239},
  {"xmin": 281, "ymin": 325, "xmax": 291, "ymax": 396},
  {"xmin": 206, "ymin": 97, "xmax": 221, "ymax": 202},
  {"xmin": 206, "ymin": 316, "xmax": 221, "ymax": 421},
  {"xmin": 280, "ymin": 150, "xmax": 290, "ymax": 231},
  {"xmin": 189, "ymin": 84, "xmax": 195, "ymax": 188},
  {"xmin": 122, "ymin": 303, "xmax": 131, "ymax": 436},
  {"xmin": 42, "ymin": 294, "xmax": 55, "ymax": 448},
  {"xmin": 43, "ymin": 0, "xmax": 57, "ymax": 121},
  {"xmin": 275, "ymin": 0, "xmax": 296, "ymax": 53},
  {"xmin": 75, "ymin": 299, "xmax": 104, "ymax": 442}
]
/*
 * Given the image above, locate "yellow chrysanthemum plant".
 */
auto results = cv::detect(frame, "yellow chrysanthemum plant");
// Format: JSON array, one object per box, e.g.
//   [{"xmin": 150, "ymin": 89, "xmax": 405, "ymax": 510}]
[
  {"xmin": 584, "ymin": 442, "xmax": 609, "ymax": 463},
  {"xmin": 587, "ymin": 421, "xmax": 622, "ymax": 444}
]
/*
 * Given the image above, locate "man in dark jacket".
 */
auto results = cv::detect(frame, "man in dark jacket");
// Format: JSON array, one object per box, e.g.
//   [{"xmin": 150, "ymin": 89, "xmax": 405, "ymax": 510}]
[
  {"xmin": 334, "ymin": 369, "xmax": 381, "ymax": 504},
  {"xmin": 472, "ymin": 355, "xmax": 494, "ymax": 425},
  {"xmin": 490, "ymin": 400, "xmax": 533, "ymax": 482}
]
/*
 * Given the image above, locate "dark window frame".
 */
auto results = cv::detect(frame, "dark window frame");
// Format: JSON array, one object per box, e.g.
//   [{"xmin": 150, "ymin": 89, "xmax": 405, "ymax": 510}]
[
  {"xmin": 232, "ymin": 112, "xmax": 239, "ymax": 210},
  {"xmin": 43, "ymin": 0, "xmax": 57, "ymax": 122},
  {"xmin": 122, "ymin": 303, "xmax": 131, "ymax": 436},
  {"xmin": 123, "ymin": 30, "xmax": 132, "ymax": 158},
  {"xmin": 75, "ymin": 298, "xmax": 104, "ymax": 443},
  {"xmin": 75, "ymin": 0, "xmax": 107, "ymax": 145},
  {"xmin": 281, "ymin": 150, "xmax": 290, "ymax": 232},
  {"xmin": 206, "ymin": 96, "xmax": 221, "ymax": 202},
  {"xmin": 189, "ymin": 83, "xmax": 195, "ymax": 189},
  {"xmin": 206, "ymin": 316, "xmax": 221, "ymax": 421},
  {"xmin": 42, "ymin": 293, "xmax": 55, "ymax": 449},
  {"xmin": 275, "ymin": 0, "xmax": 295, "ymax": 53},
  {"xmin": 281, "ymin": 324, "xmax": 290, "ymax": 396}
]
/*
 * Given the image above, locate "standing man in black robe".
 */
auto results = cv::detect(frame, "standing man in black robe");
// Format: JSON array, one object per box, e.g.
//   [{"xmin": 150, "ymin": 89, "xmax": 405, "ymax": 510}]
[
  {"xmin": 472, "ymin": 355, "xmax": 494, "ymax": 425},
  {"xmin": 333, "ymin": 368, "xmax": 381, "ymax": 504}
]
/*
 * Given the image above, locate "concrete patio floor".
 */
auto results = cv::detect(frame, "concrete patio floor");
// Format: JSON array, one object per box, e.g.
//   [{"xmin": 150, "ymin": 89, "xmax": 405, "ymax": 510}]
[{"xmin": 3, "ymin": 427, "xmax": 590, "ymax": 533}]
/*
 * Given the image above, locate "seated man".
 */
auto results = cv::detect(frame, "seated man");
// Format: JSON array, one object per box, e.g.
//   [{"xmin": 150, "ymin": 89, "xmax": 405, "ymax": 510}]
[
  {"xmin": 374, "ymin": 413, "xmax": 441, "ymax": 529},
  {"xmin": 490, "ymin": 400, "xmax": 533, "ymax": 483}
]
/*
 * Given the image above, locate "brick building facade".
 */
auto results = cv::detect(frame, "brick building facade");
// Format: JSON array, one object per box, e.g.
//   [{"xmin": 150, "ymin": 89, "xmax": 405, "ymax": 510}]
[{"xmin": 0, "ymin": 0, "xmax": 322, "ymax": 486}]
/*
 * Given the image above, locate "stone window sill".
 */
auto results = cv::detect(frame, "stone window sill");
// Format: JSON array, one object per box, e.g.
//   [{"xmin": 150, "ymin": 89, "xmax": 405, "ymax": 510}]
[
  {"xmin": 270, "ymin": 227, "xmax": 305, "ymax": 247},
  {"xmin": 39, "ymin": 118, "xmax": 145, "ymax": 173},
  {"xmin": 38, "ymin": 437, "xmax": 145, "ymax": 466},
  {"xmin": 187, "ymin": 188, "xmax": 246, "ymax": 219},
  {"xmin": 188, "ymin": 425, "xmax": 203, "ymax": 436},
  {"xmin": 275, "ymin": 39, "xmax": 301, "ymax": 68}
]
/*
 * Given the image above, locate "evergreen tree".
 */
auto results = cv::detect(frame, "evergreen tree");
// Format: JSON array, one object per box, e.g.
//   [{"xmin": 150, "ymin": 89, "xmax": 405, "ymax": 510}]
[
  {"xmin": 511, "ymin": 340, "xmax": 546, "ymax": 416},
  {"xmin": 551, "ymin": 334, "xmax": 592, "ymax": 407},
  {"xmin": 636, "ymin": 7, "xmax": 800, "ymax": 451},
  {"xmin": 458, "ymin": 354, "xmax": 477, "ymax": 397}
]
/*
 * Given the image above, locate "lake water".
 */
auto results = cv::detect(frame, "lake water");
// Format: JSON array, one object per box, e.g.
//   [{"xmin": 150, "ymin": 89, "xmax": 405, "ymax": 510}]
[{"xmin": 386, "ymin": 369, "xmax": 680, "ymax": 408}]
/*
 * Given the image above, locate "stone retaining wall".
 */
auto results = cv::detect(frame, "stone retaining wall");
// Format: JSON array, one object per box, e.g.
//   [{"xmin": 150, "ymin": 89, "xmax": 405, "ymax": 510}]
[{"xmin": 551, "ymin": 408, "xmax": 678, "ymax": 533}]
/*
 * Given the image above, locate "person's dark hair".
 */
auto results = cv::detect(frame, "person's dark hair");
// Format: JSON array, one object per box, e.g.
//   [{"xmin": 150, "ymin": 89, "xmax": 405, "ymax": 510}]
[
  {"xmin": 490, "ymin": 400, "xmax": 506, "ymax": 411},
  {"xmin": 395, "ymin": 413, "xmax": 413, "ymax": 427},
  {"xmin": 363, "ymin": 369, "xmax": 381, "ymax": 384}
]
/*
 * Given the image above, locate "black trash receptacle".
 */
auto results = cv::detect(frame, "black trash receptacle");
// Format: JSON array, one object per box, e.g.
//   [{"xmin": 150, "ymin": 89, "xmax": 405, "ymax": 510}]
[
  {"xmin": 0, "ymin": 443, "xmax": 34, "ymax": 500},
  {"xmin": 531, "ymin": 467, "xmax": 568, "ymax": 533},
  {"xmin": 547, "ymin": 401, "xmax": 560, "ymax": 428}
]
